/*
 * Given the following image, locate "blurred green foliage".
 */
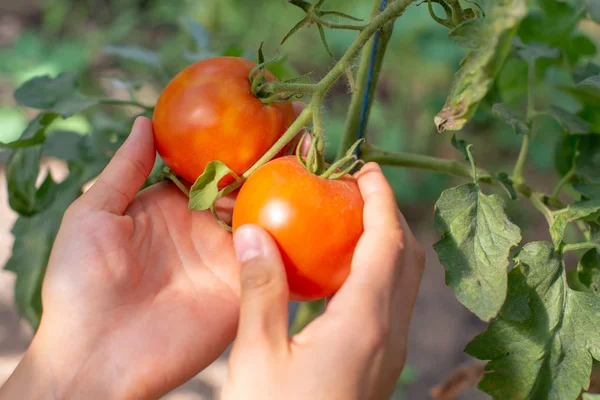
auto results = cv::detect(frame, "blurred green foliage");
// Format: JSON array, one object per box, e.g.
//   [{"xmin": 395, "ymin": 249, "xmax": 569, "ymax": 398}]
[{"xmin": 1, "ymin": 1, "xmax": 600, "ymax": 397}]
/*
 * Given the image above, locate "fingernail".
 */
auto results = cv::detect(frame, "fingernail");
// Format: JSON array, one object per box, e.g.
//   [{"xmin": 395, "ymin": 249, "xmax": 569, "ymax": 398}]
[{"xmin": 234, "ymin": 226, "xmax": 264, "ymax": 263}]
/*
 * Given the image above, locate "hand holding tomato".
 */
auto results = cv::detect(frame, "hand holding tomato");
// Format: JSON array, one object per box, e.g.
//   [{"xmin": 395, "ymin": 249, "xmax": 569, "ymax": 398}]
[{"xmin": 223, "ymin": 163, "xmax": 426, "ymax": 400}]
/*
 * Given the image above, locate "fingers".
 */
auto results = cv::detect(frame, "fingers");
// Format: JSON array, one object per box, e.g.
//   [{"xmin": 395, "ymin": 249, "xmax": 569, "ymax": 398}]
[
  {"xmin": 330, "ymin": 163, "xmax": 424, "ymax": 326},
  {"xmin": 233, "ymin": 225, "xmax": 289, "ymax": 350},
  {"xmin": 336, "ymin": 163, "xmax": 405, "ymax": 301},
  {"xmin": 78, "ymin": 117, "xmax": 156, "ymax": 215}
]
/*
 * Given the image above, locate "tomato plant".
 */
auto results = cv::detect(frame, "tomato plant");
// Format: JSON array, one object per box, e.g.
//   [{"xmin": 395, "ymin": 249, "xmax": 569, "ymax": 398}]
[
  {"xmin": 232, "ymin": 155, "xmax": 363, "ymax": 300},
  {"xmin": 3, "ymin": 0, "xmax": 600, "ymax": 399},
  {"xmin": 153, "ymin": 57, "xmax": 296, "ymax": 185}
]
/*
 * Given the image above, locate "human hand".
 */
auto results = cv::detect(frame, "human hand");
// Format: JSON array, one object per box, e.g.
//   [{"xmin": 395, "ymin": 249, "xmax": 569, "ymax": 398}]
[
  {"xmin": 222, "ymin": 163, "xmax": 426, "ymax": 400},
  {"xmin": 0, "ymin": 116, "xmax": 242, "ymax": 399}
]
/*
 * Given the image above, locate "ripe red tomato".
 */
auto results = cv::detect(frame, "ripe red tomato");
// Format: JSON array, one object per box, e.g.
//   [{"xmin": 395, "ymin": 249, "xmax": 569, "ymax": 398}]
[
  {"xmin": 152, "ymin": 57, "xmax": 296, "ymax": 185},
  {"xmin": 232, "ymin": 156, "xmax": 364, "ymax": 301}
]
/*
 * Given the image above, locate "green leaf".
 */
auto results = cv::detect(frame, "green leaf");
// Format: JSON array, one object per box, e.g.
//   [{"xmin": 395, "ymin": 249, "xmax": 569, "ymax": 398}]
[
  {"xmin": 43, "ymin": 130, "xmax": 84, "ymax": 160},
  {"xmin": 5, "ymin": 145, "xmax": 54, "ymax": 216},
  {"xmin": 492, "ymin": 103, "xmax": 530, "ymax": 135},
  {"xmin": 104, "ymin": 45, "xmax": 162, "ymax": 68},
  {"xmin": 281, "ymin": 17, "xmax": 310, "ymax": 45},
  {"xmin": 14, "ymin": 73, "xmax": 98, "ymax": 118},
  {"xmin": 578, "ymin": 249, "xmax": 600, "ymax": 295},
  {"xmin": 513, "ymin": 37, "xmax": 561, "ymax": 65},
  {"xmin": 574, "ymin": 63, "xmax": 600, "ymax": 85},
  {"xmin": 519, "ymin": 0, "xmax": 581, "ymax": 46},
  {"xmin": 466, "ymin": 241, "xmax": 600, "ymax": 400},
  {"xmin": 495, "ymin": 172, "xmax": 518, "ymax": 200},
  {"xmin": 560, "ymin": 74, "xmax": 600, "ymax": 109},
  {"xmin": 5, "ymin": 172, "xmax": 83, "ymax": 330},
  {"xmin": 583, "ymin": 394, "xmax": 600, "ymax": 400},
  {"xmin": 555, "ymin": 134, "xmax": 600, "ymax": 183},
  {"xmin": 0, "ymin": 112, "xmax": 58, "ymax": 149},
  {"xmin": 547, "ymin": 106, "xmax": 591, "ymax": 135},
  {"xmin": 188, "ymin": 161, "xmax": 238, "ymax": 211},
  {"xmin": 433, "ymin": 183, "xmax": 522, "ymax": 321},
  {"xmin": 450, "ymin": 134, "xmax": 469, "ymax": 161},
  {"xmin": 448, "ymin": 18, "xmax": 485, "ymax": 49},
  {"xmin": 550, "ymin": 184, "xmax": 600, "ymax": 248},
  {"xmin": 435, "ymin": 0, "xmax": 527, "ymax": 132}
]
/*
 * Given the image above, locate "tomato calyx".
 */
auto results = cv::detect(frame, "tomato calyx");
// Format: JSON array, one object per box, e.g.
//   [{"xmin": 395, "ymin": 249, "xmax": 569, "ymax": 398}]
[
  {"xmin": 296, "ymin": 135, "xmax": 364, "ymax": 179},
  {"xmin": 249, "ymin": 44, "xmax": 309, "ymax": 105}
]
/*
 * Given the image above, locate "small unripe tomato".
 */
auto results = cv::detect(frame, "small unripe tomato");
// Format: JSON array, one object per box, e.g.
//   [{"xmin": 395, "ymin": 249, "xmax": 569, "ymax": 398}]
[
  {"xmin": 152, "ymin": 57, "xmax": 296, "ymax": 185},
  {"xmin": 232, "ymin": 156, "xmax": 364, "ymax": 301}
]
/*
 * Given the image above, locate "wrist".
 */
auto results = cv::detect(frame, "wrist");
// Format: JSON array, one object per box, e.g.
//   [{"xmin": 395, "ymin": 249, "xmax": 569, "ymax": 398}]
[{"xmin": 1, "ymin": 321, "xmax": 121, "ymax": 400}]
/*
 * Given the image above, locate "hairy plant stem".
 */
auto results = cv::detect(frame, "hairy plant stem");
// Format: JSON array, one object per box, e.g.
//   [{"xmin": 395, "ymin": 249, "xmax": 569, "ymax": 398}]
[
  {"xmin": 362, "ymin": 143, "xmax": 493, "ymax": 182},
  {"xmin": 443, "ymin": 0, "xmax": 465, "ymax": 26},
  {"xmin": 337, "ymin": 0, "xmax": 400, "ymax": 159},
  {"xmin": 512, "ymin": 60, "xmax": 536, "ymax": 186},
  {"xmin": 98, "ymin": 98, "xmax": 153, "ymax": 111},
  {"xmin": 260, "ymin": 82, "xmax": 318, "ymax": 94},
  {"xmin": 217, "ymin": 0, "xmax": 415, "ymax": 198},
  {"xmin": 362, "ymin": 144, "xmax": 566, "ymax": 210},
  {"xmin": 563, "ymin": 242, "xmax": 600, "ymax": 253}
]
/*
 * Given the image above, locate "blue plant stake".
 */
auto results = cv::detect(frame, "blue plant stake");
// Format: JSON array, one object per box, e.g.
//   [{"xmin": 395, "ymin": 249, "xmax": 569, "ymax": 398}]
[{"xmin": 355, "ymin": 0, "xmax": 388, "ymax": 157}]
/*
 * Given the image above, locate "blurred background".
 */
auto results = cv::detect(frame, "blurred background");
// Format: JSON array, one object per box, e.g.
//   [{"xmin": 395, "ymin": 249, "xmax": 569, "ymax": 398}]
[{"xmin": 0, "ymin": 0, "xmax": 599, "ymax": 399}]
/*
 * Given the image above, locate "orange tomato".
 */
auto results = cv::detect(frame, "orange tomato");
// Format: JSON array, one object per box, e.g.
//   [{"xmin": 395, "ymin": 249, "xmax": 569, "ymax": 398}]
[
  {"xmin": 232, "ymin": 156, "xmax": 364, "ymax": 301},
  {"xmin": 152, "ymin": 57, "xmax": 296, "ymax": 185}
]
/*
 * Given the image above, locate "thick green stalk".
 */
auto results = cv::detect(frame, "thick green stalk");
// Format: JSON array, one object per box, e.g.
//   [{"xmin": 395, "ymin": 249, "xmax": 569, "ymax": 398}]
[
  {"xmin": 563, "ymin": 242, "xmax": 600, "ymax": 253},
  {"xmin": 261, "ymin": 82, "xmax": 318, "ymax": 94},
  {"xmin": 512, "ymin": 60, "xmax": 536, "ymax": 185},
  {"xmin": 361, "ymin": 144, "xmax": 566, "ymax": 210},
  {"xmin": 337, "ymin": 0, "xmax": 400, "ymax": 159},
  {"xmin": 361, "ymin": 143, "xmax": 492, "ymax": 181},
  {"xmin": 315, "ymin": 0, "xmax": 414, "ymax": 92},
  {"xmin": 218, "ymin": 0, "xmax": 414, "ymax": 199},
  {"xmin": 98, "ymin": 98, "xmax": 153, "ymax": 111}
]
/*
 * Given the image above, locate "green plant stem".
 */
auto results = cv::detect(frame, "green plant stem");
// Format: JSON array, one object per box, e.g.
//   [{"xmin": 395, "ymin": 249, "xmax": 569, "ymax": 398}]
[
  {"xmin": 551, "ymin": 167, "xmax": 575, "ymax": 199},
  {"xmin": 217, "ymin": 106, "xmax": 314, "ymax": 199},
  {"xmin": 98, "ymin": 98, "xmax": 153, "ymax": 111},
  {"xmin": 316, "ymin": 0, "xmax": 414, "ymax": 92},
  {"xmin": 261, "ymin": 82, "xmax": 318, "ymax": 94},
  {"xmin": 512, "ymin": 132, "xmax": 530, "ymax": 185},
  {"xmin": 443, "ymin": 0, "xmax": 464, "ymax": 26},
  {"xmin": 530, "ymin": 193, "xmax": 554, "ymax": 227},
  {"xmin": 512, "ymin": 60, "xmax": 536, "ymax": 186},
  {"xmin": 362, "ymin": 144, "xmax": 566, "ymax": 213},
  {"xmin": 361, "ymin": 143, "xmax": 493, "ymax": 182},
  {"xmin": 563, "ymin": 242, "xmax": 600, "ymax": 253},
  {"xmin": 218, "ymin": 0, "xmax": 414, "ymax": 199},
  {"xmin": 337, "ymin": 0, "xmax": 399, "ymax": 159}
]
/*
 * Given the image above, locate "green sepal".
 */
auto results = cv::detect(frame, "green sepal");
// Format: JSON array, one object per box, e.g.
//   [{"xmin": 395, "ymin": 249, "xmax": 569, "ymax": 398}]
[{"xmin": 188, "ymin": 161, "xmax": 240, "ymax": 211}]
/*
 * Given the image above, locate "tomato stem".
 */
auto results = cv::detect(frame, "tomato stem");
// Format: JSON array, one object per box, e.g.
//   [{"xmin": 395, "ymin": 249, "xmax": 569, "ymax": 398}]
[{"xmin": 98, "ymin": 98, "xmax": 154, "ymax": 112}]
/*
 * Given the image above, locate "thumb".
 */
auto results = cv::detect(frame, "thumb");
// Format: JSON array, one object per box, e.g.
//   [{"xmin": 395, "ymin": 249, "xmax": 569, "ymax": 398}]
[{"xmin": 234, "ymin": 225, "xmax": 289, "ymax": 349}]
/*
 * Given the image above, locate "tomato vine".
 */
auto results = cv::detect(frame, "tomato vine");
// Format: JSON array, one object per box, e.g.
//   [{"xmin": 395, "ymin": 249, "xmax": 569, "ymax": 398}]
[{"xmin": 3, "ymin": 0, "xmax": 600, "ymax": 399}]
